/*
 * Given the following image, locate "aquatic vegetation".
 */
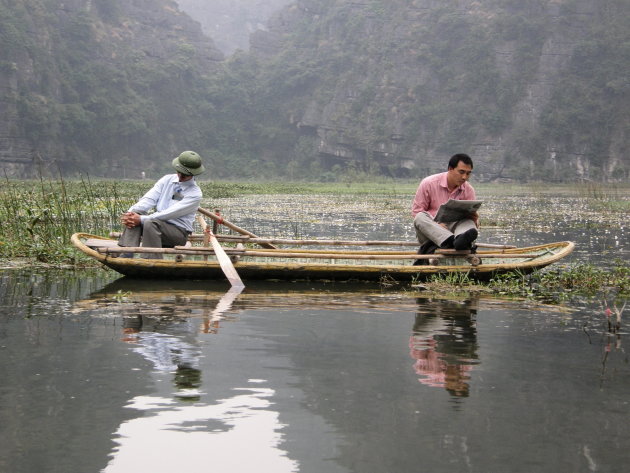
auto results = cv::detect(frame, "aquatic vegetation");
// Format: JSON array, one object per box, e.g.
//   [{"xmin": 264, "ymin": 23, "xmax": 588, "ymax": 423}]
[
  {"xmin": 198, "ymin": 180, "xmax": 417, "ymax": 198},
  {"xmin": 487, "ymin": 262, "xmax": 629, "ymax": 299},
  {"xmin": 113, "ymin": 289, "xmax": 133, "ymax": 302},
  {"xmin": 1, "ymin": 177, "xmax": 628, "ymax": 302},
  {"xmin": 428, "ymin": 271, "xmax": 475, "ymax": 287},
  {"xmin": 537, "ymin": 262, "xmax": 629, "ymax": 295},
  {"xmin": 409, "ymin": 261, "xmax": 630, "ymax": 301},
  {"xmin": 0, "ymin": 176, "xmax": 133, "ymax": 262}
]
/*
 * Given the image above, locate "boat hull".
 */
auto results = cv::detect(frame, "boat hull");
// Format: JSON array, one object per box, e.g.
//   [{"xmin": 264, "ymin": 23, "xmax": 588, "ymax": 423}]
[{"xmin": 71, "ymin": 233, "xmax": 575, "ymax": 282}]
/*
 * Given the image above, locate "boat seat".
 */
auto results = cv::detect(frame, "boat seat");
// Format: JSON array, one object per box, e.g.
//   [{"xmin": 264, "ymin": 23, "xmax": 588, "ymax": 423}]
[
  {"xmin": 85, "ymin": 238, "xmax": 191, "ymax": 260},
  {"xmin": 85, "ymin": 239, "xmax": 191, "ymax": 248},
  {"xmin": 109, "ymin": 231, "xmax": 200, "ymax": 242},
  {"xmin": 85, "ymin": 238, "xmax": 120, "ymax": 249}
]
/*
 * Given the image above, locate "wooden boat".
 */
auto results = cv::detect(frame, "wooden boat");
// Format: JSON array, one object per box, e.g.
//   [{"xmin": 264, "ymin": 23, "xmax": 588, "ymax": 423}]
[{"xmin": 70, "ymin": 231, "xmax": 574, "ymax": 283}]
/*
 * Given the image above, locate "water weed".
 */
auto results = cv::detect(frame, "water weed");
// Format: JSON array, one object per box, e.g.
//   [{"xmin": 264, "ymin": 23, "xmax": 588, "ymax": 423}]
[
  {"xmin": 487, "ymin": 263, "xmax": 629, "ymax": 300},
  {"xmin": 406, "ymin": 262, "xmax": 629, "ymax": 302},
  {"xmin": 0, "ymin": 175, "xmax": 131, "ymax": 262}
]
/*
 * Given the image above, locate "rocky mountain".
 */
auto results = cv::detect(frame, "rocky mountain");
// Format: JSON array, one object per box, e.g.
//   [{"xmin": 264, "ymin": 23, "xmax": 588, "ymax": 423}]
[
  {"xmin": 1, "ymin": 0, "xmax": 627, "ymax": 181},
  {"xmin": 175, "ymin": 0, "xmax": 292, "ymax": 54},
  {"xmin": 0, "ymin": 0, "xmax": 223, "ymax": 177},
  {"xmin": 248, "ymin": 0, "xmax": 629, "ymax": 180}
]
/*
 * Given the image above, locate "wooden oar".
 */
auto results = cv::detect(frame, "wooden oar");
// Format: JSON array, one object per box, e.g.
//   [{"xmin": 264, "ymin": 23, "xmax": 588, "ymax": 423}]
[
  {"xmin": 197, "ymin": 207, "xmax": 276, "ymax": 249},
  {"xmin": 197, "ymin": 215, "xmax": 244, "ymax": 288}
]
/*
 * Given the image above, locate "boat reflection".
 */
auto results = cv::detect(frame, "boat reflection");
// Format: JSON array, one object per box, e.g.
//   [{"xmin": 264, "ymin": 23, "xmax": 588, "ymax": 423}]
[
  {"xmin": 73, "ymin": 277, "xmax": 422, "ymax": 318},
  {"xmin": 77, "ymin": 279, "xmax": 484, "ymax": 402},
  {"xmin": 409, "ymin": 297, "xmax": 480, "ymax": 397}
]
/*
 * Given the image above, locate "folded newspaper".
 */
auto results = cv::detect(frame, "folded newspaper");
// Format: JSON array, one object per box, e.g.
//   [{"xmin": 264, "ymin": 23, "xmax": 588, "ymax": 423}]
[{"xmin": 435, "ymin": 199, "xmax": 482, "ymax": 223}]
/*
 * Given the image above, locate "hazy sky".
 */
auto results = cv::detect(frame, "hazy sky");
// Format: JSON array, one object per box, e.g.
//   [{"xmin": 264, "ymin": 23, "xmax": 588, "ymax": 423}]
[{"xmin": 176, "ymin": 0, "xmax": 293, "ymax": 54}]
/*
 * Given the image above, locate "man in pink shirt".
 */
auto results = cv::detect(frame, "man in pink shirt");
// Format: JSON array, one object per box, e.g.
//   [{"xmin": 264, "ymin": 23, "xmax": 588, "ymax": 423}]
[{"xmin": 412, "ymin": 154, "xmax": 479, "ymax": 262}]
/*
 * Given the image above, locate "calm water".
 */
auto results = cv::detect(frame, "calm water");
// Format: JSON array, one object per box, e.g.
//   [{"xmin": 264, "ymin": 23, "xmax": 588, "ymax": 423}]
[
  {"xmin": 1, "ymin": 270, "xmax": 628, "ymax": 473},
  {"xmin": 1, "ymin": 190, "xmax": 628, "ymax": 472}
]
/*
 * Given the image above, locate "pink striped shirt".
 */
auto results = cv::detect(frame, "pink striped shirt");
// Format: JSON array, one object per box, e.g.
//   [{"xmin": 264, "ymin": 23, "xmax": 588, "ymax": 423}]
[{"xmin": 411, "ymin": 172, "xmax": 476, "ymax": 218}]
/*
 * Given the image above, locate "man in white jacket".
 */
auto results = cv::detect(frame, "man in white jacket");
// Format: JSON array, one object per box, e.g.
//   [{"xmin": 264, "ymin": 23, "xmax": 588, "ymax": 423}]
[{"xmin": 118, "ymin": 151, "xmax": 205, "ymax": 258}]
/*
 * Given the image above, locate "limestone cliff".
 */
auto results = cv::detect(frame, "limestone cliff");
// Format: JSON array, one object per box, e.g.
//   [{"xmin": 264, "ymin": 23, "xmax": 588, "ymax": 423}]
[
  {"xmin": 0, "ymin": 0, "xmax": 222, "ymax": 176},
  {"xmin": 249, "ymin": 0, "xmax": 629, "ymax": 180},
  {"xmin": 2, "ymin": 0, "xmax": 627, "ymax": 181}
]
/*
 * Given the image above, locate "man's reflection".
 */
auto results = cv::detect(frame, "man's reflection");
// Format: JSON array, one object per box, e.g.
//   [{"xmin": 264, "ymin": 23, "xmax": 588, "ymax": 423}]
[
  {"xmin": 409, "ymin": 297, "xmax": 480, "ymax": 397},
  {"xmin": 122, "ymin": 313, "xmax": 203, "ymax": 400},
  {"xmin": 174, "ymin": 365, "xmax": 202, "ymax": 392}
]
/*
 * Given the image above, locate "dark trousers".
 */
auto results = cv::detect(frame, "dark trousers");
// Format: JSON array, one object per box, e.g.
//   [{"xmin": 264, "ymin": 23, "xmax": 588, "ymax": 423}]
[{"xmin": 118, "ymin": 219, "xmax": 189, "ymax": 259}]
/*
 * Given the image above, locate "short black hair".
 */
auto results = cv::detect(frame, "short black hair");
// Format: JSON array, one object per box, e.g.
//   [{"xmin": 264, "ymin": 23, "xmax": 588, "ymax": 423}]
[{"xmin": 448, "ymin": 153, "xmax": 473, "ymax": 169}]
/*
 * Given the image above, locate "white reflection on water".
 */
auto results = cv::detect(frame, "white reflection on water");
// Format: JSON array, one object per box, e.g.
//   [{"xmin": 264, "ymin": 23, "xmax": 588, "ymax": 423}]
[
  {"xmin": 104, "ymin": 382, "xmax": 299, "ymax": 473},
  {"xmin": 128, "ymin": 331, "xmax": 201, "ymax": 372},
  {"xmin": 104, "ymin": 287, "xmax": 302, "ymax": 472}
]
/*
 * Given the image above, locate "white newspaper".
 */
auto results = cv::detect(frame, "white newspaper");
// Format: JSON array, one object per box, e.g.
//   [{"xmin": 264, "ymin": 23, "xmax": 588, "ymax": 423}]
[{"xmin": 435, "ymin": 199, "xmax": 482, "ymax": 223}]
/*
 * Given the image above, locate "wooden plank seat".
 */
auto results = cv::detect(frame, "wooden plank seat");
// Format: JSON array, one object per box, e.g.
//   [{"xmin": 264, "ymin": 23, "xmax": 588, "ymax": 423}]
[{"xmin": 85, "ymin": 238, "xmax": 192, "ymax": 260}]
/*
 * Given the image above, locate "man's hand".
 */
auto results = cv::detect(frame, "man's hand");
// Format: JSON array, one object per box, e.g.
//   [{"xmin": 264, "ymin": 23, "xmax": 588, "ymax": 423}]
[{"xmin": 121, "ymin": 212, "xmax": 141, "ymax": 228}]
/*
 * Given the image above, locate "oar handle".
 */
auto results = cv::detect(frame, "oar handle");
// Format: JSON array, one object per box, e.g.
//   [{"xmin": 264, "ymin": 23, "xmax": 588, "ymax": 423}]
[{"xmin": 197, "ymin": 207, "xmax": 276, "ymax": 249}]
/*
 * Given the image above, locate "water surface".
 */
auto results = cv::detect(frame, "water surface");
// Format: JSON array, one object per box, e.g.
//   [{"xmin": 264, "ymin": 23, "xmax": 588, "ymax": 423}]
[
  {"xmin": 1, "ymin": 271, "xmax": 628, "ymax": 473},
  {"xmin": 1, "ymin": 188, "xmax": 628, "ymax": 472}
]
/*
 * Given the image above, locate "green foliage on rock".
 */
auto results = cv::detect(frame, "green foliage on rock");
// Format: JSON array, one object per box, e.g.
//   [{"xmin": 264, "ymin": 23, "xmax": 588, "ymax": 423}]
[{"xmin": 0, "ymin": 0, "xmax": 628, "ymax": 181}]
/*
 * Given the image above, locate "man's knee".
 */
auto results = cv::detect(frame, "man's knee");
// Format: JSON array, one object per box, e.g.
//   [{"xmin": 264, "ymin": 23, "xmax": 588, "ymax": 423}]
[
  {"xmin": 453, "ymin": 218, "xmax": 477, "ymax": 235},
  {"xmin": 142, "ymin": 220, "xmax": 161, "ymax": 235},
  {"xmin": 139, "ymin": 220, "xmax": 168, "ymax": 248},
  {"xmin": 413, "ymin": 211, "xmax": 433, "ymax": 229},
  {"xmin": 413, "ymin": 212, "xmax": 433, "ymax": 243}
]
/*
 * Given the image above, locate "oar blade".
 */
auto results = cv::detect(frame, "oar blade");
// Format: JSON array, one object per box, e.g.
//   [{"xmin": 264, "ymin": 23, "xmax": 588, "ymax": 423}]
[
  {"xmin": 197, "ymin": 214, "xmax": 244, "ymax": 287},
  {"xmin": 210, "ymin": 234, "xmax": 245, "ymax": 288}
]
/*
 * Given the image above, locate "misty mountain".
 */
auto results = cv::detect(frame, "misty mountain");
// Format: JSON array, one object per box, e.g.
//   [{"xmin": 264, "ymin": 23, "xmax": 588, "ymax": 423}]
[
  {"xmin": 0, "ymin": 0, "xmax": 224, "ymax": 177},
  {"xmin": 246, "ymin": 0, "xmax": 629, "ymax": 181},
  {"xmin": 176, "ymin": 0, "xmax": 292, "ymax": 54},
  {"xmin": 1, "ymin": 0, "xmax": 628, "ymax": 181}
]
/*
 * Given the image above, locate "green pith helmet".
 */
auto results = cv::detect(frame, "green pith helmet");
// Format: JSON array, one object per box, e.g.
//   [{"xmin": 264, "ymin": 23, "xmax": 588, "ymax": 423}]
[{"xmin": 172, "ymin": 151, "xmax": 205, "ymax": 176}]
